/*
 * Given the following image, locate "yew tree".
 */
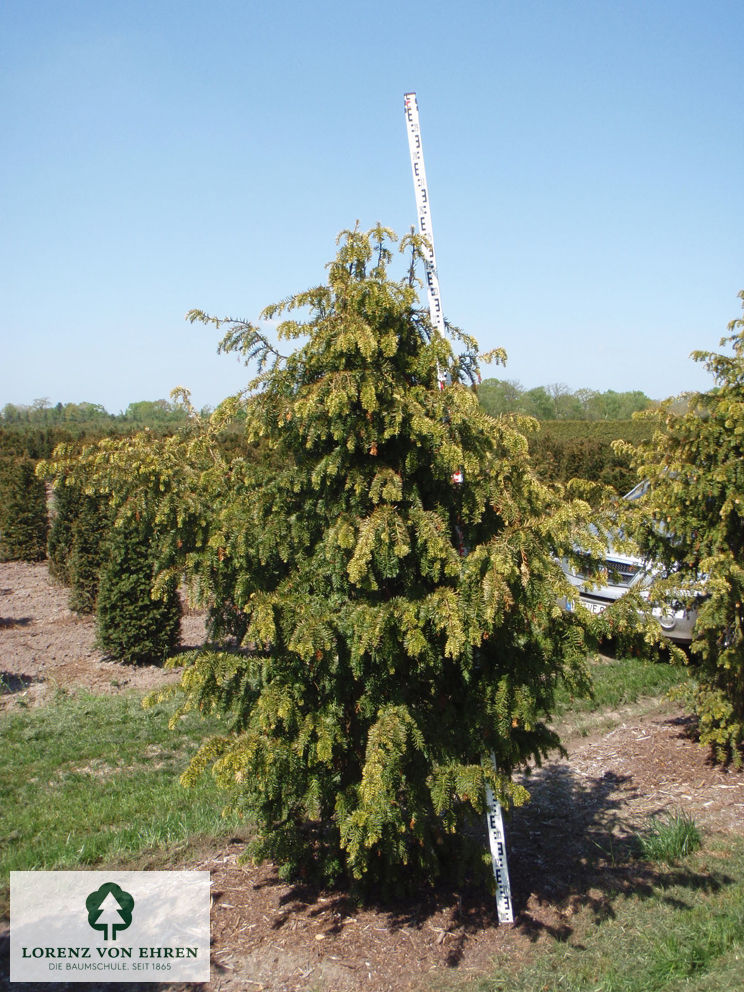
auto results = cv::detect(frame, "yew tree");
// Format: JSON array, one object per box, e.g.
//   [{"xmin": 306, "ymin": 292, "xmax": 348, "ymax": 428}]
[
  {"xmin": 162, "ymin": 226, "xmax": 595, "ymax": 890},
  {"xmin": 625, "ymin": 292, "xmax": 744, "ymax": 766},
  {"xmin": 0, "ymin": 457, "xmax": 48, "ymax": 562},
  {"xmin": 95, "ymin": 512, "xmax": 182, "ymax": 665},
  {"xmin": 40, "ymin": 428, "xmax": 196, "ymax": 656},
  {"xmin": 47, "ymin": 471, "xmax": 114, "ymax": 613}
]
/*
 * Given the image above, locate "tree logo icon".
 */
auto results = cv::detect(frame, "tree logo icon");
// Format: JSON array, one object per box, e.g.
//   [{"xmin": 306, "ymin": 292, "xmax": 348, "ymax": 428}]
[{"xmin": 85, "ymin": 882, "xmax": 135, "ymax": 940}]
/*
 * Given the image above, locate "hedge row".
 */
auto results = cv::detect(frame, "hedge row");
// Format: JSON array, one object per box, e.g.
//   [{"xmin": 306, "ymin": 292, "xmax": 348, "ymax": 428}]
[
  {"xmin": 0, "ymin": 457, "xmax": 48, "ymax": 562},
  {"xmin": 46, "ymin": 467, "xmax": 182, "ymax": 665},
  {"xmin": 526, "ymin": 419, "xmax": 656, "ymax": 494},
  {"xmin": 0, "ymin": 446, "xmax": 181, "ymax": 666}
]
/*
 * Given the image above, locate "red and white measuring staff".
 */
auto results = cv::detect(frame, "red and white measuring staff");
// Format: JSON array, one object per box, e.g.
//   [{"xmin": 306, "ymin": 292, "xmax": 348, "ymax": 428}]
[{"xmin": 403, "ymin": 92, "xmax": 514, "ymax": 924}]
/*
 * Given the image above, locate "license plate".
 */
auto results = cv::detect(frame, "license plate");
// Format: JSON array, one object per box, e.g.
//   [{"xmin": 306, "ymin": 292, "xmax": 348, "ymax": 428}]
[
  {"xmin": 583, "ymin": 600, "xmax": 608, "ymax": 614},
  {"xmin": 565, "ymin": 598, "xmax": 608, "ymax": 615}
]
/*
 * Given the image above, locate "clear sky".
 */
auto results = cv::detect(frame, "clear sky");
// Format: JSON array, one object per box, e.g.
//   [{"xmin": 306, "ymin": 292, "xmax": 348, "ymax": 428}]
[{"xmin": 2, "ymin": 0, "xmax": 741, "ymax": 413}]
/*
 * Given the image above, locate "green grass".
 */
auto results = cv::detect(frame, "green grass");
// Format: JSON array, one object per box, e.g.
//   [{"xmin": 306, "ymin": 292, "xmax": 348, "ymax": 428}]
[
  {"xmin": 554, "ymin": 652, "xmax": 688, "ymax": 725},
  {"xmin": 0, "ymin": 652, "xmax": 684, "ymax": 909},
  {"xmin": 473, "ymin": 836, "xmax": 744, "ymax": 992},
  {"xmin": 0, "ymin": 689, "xmax": 244, "ymax": 915},
  {"xmin": 639, "ymin": 811, "xmax": 703, "ymax": 864}
]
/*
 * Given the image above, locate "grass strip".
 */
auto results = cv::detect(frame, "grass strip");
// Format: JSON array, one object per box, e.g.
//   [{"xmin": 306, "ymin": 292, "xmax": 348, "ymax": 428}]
[
  {"xmin": 639, "ymin": 810, "xmax": 702, "ymax": 864},
  {"xmin": 0, "ymin": 689, "xmax": 243, "ymax": 915},
  {"xmin": 554, "ymin": 652, "xmax": 688, "ymax": 719}
]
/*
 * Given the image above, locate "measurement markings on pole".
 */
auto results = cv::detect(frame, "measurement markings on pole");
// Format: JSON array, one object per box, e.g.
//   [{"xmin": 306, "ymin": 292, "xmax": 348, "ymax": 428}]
[
  {"xmin": 484, "ymin": 777, "xmax": 515, "ymax": 924},
  {"xmin": 403, "ymin": 92, "xmax": 515, "ymax": 923},
  {"xmin": 403, "ymin": 92, "xmax": 446, "ymax": 340}
]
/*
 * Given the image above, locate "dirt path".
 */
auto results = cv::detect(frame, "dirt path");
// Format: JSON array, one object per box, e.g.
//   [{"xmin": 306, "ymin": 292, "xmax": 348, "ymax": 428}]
[
  {"xmin": 0, "ymin": 561, "xmax": 205, "ymax": 705},
  {"xmin": 2, "ymin": 561, "xmax": 743, "ymax": 992}
]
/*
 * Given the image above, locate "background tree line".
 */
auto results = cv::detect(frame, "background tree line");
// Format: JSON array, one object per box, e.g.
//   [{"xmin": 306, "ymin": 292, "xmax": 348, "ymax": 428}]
[
  {"xmin": 0, "ymin": 400, "xmax": 657, "ymax": 566},
  {"xmin": 0, "ymin": 397, "xmax": 206, "ymax": 427},
  {"xmin": 3, "ymin": 383, "xmax": 656, "ymax": 429},
  {"xmin": 0, "ymin": 386, "xmax": 657, "ymax": 497},
  {"xmin": 478, "ymin": 378, "xmax": 655, "ymax": 421}
]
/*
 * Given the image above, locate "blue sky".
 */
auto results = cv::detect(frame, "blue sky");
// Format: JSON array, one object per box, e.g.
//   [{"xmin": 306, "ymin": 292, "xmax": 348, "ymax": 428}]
[{"xmin": 2, "ymin": 0, "xmax": 741, "ymax": 413}]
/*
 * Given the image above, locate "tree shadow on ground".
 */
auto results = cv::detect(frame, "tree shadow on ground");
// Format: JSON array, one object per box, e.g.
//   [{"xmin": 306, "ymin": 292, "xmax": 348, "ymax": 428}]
[
  {"xmin": 2, "ymin": 765, "xmax": 735, "ymax": 987},
  {"xmin": 0, "ymin": 670, "xmax": 36, "ymax": 694},
  {"xmin": 243, "ymin": 759, "xmax": 734, "ymax": 968},
  {"xmin": 0, "ymin": 617, "xmax": 31, "ymax": 629},
  {"xmin": 506, "ymin": 761, "xmax": 730, "ymax": 942},
  {"xmin": 249, "ymin": 870, "xmax": 499, "ymax": 969}
]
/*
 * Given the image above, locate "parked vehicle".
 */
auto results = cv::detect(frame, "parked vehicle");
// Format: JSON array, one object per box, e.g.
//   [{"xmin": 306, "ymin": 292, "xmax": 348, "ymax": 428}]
[{"xmin": 560, "ymin": 483, "xmax": 698, "ymax": 645}]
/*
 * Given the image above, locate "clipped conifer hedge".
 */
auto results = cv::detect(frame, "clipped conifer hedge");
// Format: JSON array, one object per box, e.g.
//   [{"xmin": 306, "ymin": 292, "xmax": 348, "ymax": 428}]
[
  {"xmin": 96, "ymin": 515, "xmax": 181, "ymax": 665},
  {"xmin": 527, "ymin": 420, "xmax": 656, "ymax": 494},
  {"xmin": 47, "ymin": 471, "xmax": 114, "ymax": 613},
  {"xmin": 0, "ymin": 457, "xmax": 48, "ymax": 562}
]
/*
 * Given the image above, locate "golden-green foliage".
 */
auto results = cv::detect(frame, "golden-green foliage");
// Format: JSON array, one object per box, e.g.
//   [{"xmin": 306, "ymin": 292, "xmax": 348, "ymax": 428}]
[
  {"xmin": 39, "ymin": 417, "xmax": 205, "ymax": 655},
  {"xmin": 46, "ymin": 227, "xmax": 603, "ymax": 892},
  {"xmin": 621, "ymin": 291, "xmax": 744, "ymax": 766},
  {"xmin": 138, "ymin": 226, "xmax": 602, "ymax": 892}
]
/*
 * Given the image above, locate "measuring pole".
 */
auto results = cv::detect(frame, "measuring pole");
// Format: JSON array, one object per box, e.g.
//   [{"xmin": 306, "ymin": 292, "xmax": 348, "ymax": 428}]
[
  {"xmin": 485, "ymin": 757, "xmax": 514, "ymax": 923},
  {"xmin": 403, "ymin": 92, "xmax": 447, "ymax": 389},
  {"xmin": 402, "ymin": 92, "xmax": 514, "ymax": 924}
]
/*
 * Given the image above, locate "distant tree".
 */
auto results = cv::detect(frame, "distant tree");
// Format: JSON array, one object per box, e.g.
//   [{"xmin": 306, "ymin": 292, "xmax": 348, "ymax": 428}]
[
  {"xmin": 476, "ymin": 384, "xmax": 653, "ymax": 423},
  {"xmin": 548, "ymin": 384, "xmax": 585, "ymax": 420},
  {"xmin": 31, "ymin": 398, "xmax": 52, "ymax": 424},
  {"xmin": 595, "ymin": 389, "xmax": 652, "ymax": 420},
  {"xmin": 624, "ymin": 292, "xmax": 744, "ymax": 765},
  {"xmin": 574, "ymin": 388, "xmax": 600, "ymax": 417},
  {"xmin": 1, "ymin": 400, "xmax": 115, "ymax": 427},
  {"xmin": 123, "ymin": 399, "xmax": 187, "ymax": 424},
  {"xmin": 616, "ymin": 390, "xmax": 653, "ymax": 419},
  {"xmin": 1, "ymin": 404, "xmax": 23, "ymax": 424},
  {"xmin": 522, "ymin": 386, "xmax": 555, "ymax": 419},
  {"xmin": 477, "ymin": 378, "xmax": 523, "ymax": 416},
  {"xmin": 61, "ymin": 401, "xmax": 111, "ymax": 423}
]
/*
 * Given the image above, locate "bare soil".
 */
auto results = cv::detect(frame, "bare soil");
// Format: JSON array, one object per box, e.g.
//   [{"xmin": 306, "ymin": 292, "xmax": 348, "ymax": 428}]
[
  {"xmin": 0, "ymin": 561, "xmax": 206, "ymax": 705},
  {"xmin": 1, "ymin": 562, "xmax": 743, "ymax": 992}
]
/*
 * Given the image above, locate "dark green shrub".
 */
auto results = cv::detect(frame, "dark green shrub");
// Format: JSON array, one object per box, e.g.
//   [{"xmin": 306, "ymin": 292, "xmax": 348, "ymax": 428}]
[
  {"xmin": 527, "ymin": 421, "xmax": 655, "ymax": 494},
  {"xmin": 96, "ymin": 516, "xmax": 181, "ymax": 665},
  {"xmin": 0, "ymin": 457, "xmax": 48, "ymax": 562},
  {"xmin": 47, "ymin": 478, "xmax": 81, "ymax": 584},
  {"xmin": 67, "ymin": 493, "xmax": 113, "ymax": 613},
  {"xmin": 47, "ymin": 475, "xmax": 113, "ymax": 613}
]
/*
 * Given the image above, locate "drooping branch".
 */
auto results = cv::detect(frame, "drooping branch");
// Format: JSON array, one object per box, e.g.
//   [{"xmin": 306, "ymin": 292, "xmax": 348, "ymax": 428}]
[{"xmin": 186, "ymin": 309, "xmax": 288, "ymax": 375}]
